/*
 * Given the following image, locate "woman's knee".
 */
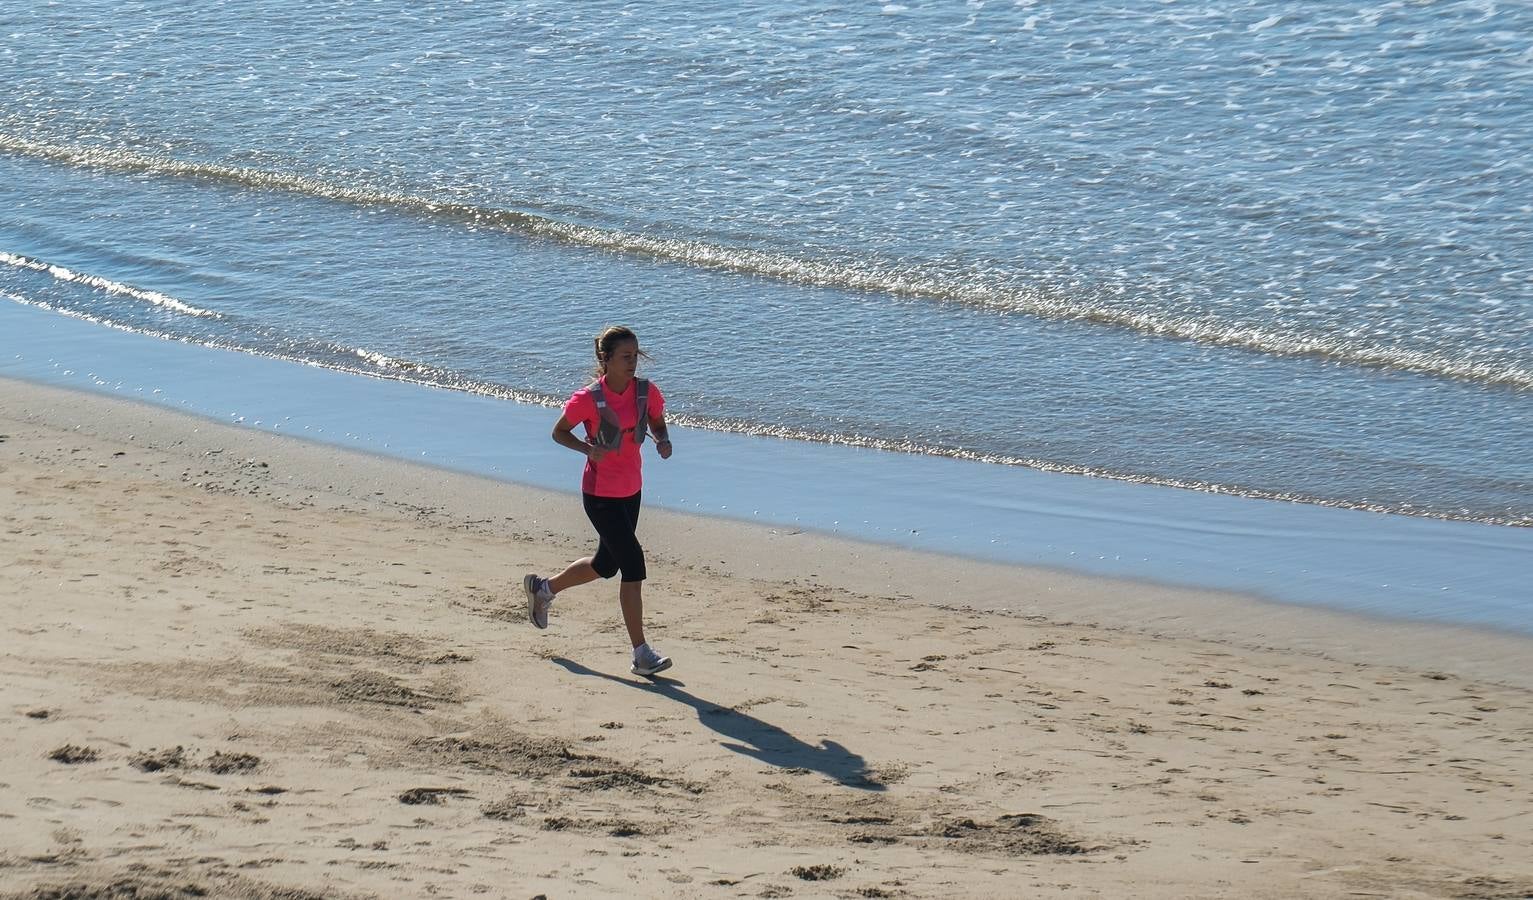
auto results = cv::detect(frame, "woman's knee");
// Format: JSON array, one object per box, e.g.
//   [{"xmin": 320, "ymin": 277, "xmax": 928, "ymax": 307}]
[
  {"xmin": 591, "ymin": 546, "xmax": 621, "ymax": 579},
  {"xmin": 616, "ymin": 540, "xmax": 646, "ymax": 582},
  {"xmin": 594, "ymin": 554, "xmax": 642, "ymax": 581}
]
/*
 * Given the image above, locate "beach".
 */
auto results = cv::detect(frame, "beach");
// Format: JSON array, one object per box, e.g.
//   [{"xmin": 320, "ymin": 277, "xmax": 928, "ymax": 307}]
[
  {"xmin": 4, "ymin": 376, "xmax": 1532, "ymax": 899},
  {"xmin": 5, "ymin": 3, "xmax": 1532, "ymax": 897}
]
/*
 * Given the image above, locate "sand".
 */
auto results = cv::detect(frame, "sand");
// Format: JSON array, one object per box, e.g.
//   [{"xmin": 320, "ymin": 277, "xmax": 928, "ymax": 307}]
[{"xmin": 2, "ymin": 376, "xmax": 1532, "ymax": 900}]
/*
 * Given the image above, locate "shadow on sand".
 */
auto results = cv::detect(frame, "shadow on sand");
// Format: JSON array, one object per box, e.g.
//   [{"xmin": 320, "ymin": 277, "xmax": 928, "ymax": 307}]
[{"xmin": 551, "ymin": 657, "xmax": 883, "ymax": 791}]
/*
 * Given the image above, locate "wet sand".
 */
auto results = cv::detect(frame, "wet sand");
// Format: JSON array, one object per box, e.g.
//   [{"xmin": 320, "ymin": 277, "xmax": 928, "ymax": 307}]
[{"xmin": 3, "ymin": 377, "xmax": 1531, "ymax": 899}]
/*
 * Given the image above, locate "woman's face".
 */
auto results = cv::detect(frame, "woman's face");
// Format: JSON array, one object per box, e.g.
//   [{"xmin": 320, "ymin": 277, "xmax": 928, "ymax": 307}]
[{"xmin": 605, "ymin": 339, "xmax": 639, "ymax": 380}]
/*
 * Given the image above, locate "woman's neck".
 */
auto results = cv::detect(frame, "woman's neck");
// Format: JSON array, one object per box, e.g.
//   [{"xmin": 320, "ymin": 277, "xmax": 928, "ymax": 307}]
[{"xmin": 603, "ymin": 372, "xmax": 632, "ymax": 393}]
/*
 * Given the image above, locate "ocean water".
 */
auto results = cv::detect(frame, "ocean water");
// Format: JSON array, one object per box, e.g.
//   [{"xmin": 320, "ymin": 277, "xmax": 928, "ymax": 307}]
[{"xmin": 2, "ymin": 2, "xmax": 1530, "ymax": 531}]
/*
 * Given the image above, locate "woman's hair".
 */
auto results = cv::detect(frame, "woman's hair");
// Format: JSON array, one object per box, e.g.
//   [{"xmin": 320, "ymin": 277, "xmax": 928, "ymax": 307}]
[{"xmin": 593, "ymin": 325, "xmax": 649, "ymax": 377}]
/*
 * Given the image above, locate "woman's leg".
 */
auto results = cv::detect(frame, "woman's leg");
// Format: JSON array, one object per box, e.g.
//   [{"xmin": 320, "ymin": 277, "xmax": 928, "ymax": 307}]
[
  {"xmin": 548, "ymin": 558, "xmax": 600, "ymax": 595},
  {"xmin": 619, "ymin": 580, "xmax": 646, "ymax": 648},
  {"xmin": 595, "ymin": 492, "xmax": 650, "ymax": 648},
  {"xmin": 580, "ymin": 492, "xmax": 652, "ymax": 649},
  {"xmin": 615, "ymin": 492, "xmax": 648, "ymax": 647}
]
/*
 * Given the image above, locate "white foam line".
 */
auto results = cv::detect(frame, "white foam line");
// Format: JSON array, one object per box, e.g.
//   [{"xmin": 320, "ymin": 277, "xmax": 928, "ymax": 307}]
[
  {"xmin": 0, "ymin": 249, "xmax": 220, "ymax": 318},
  {"xmin": 7, "ymin": 278, "xmax": 1523, "ymax": 527}
]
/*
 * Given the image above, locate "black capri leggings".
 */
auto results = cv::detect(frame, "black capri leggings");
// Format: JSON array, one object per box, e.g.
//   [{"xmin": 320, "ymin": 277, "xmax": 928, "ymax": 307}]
[{"xmin": 583, "ymin": 491, "xmax": 646, "ymax": 583}]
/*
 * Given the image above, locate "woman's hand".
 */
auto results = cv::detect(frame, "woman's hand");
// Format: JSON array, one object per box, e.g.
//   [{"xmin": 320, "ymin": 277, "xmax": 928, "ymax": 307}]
[
  {"xmin": 586, "ymin": 441, "xmax": 610, "ymax": 463},
  {"xmin": 656, "ymin": 438, "xmax": 673, "ymax": 460}
]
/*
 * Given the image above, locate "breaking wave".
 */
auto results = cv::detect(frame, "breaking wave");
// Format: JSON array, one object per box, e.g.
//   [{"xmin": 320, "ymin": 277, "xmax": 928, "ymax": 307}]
[{"xmin": 3, "ymin": 135, "xmax": 1528, "ymax": 392}]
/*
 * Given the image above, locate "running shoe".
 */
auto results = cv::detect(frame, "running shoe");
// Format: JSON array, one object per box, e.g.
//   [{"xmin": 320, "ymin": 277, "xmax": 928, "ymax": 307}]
[
  {"xmin": 631, "ymin": 644, "xmax": 673, "ymax": 677},
  {"xmin": 523, "ymin": 574, "xmax": 552, "ymax": 629}
]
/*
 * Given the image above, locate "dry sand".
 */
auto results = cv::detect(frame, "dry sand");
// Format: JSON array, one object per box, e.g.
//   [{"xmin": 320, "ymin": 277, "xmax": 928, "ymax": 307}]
[{"xmin": 2, "ymin": 377, "xmax": 1532, "ymax": 899}]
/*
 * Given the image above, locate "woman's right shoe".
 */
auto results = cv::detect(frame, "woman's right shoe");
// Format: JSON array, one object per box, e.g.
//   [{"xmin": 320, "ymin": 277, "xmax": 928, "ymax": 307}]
[{"xmin": 523, "ymin": 574, "xmax": 552, "ymax": 629}]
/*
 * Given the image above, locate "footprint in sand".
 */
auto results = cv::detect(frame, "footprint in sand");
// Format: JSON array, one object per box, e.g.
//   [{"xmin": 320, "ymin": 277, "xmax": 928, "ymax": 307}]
[
  {"xmin": 398, "ymin": 787, "xmax": 471, "ymax": 805},
  {"xmin": 205, "ymin": 751, "xmax": 261, "ymax": 774},
  {"xmin": 129, "ymin": 746, "xmax": 188, "ymax": 772},
  {"xmin": 47, "ymin": 744, "xmax": 98, "ymax": 764}
]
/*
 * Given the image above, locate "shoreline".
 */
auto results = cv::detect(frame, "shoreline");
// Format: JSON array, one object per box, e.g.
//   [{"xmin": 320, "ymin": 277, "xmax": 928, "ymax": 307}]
[
  {"xmin": 4, "ymin": 299, "xmax": 1530, "ymax": 639},
  {"xmin": 4, "ymin": 374, "xmax": 1533, "ymax": 897},
  {"xmin": 6, "ymin": 298, "xmax": 1533, "ymax": 641},
  {"xmin": 5, "ymin": 374, "xmax": 1533, "ymax": 691}
]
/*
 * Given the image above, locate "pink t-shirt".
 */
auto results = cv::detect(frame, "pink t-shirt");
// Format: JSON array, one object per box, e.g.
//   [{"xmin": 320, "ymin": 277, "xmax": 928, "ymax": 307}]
[{"xmin": 562, "ymin": 376, "xmax": 666, "ymax": 498}]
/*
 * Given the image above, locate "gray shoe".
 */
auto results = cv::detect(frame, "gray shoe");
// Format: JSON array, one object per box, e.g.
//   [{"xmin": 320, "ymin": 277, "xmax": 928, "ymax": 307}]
[
  {"xmin": 523, "ymin": 574, "xmax": 552, "ymax": 629},
  {"xmin": 631, "ymin": 644, "xmax": 672, "ymax": 677}
]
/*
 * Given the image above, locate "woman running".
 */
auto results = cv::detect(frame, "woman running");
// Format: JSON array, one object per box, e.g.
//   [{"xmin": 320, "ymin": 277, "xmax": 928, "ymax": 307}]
[{"xmin": 523, "ymin": 325, "xmax": 675, "ymax": 676}]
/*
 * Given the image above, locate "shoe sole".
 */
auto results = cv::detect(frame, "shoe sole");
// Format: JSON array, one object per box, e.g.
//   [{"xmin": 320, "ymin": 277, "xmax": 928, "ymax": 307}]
[
  {"xmin": 523, "ymin": 574, "xmax": 547, "ymax": 630},
  {"xmin": 631, "ymin": 657, "xmax": 672, "ymax": 677}
]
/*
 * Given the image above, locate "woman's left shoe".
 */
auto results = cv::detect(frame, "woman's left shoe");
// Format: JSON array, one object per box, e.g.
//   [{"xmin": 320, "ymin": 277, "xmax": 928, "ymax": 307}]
[{"xmin": 631, "ymin": 644, "xmax": 672, "ymax": 677}]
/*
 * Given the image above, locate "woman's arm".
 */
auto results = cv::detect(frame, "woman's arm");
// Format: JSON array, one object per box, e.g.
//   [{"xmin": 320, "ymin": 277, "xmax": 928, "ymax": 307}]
[
  {"xmin": 553, "ymin": 415, "xmax": 606, "ymax": 462},
  {"xmin": 649, "ymin": 413, "xmax": 672, "ymax": 460}
]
